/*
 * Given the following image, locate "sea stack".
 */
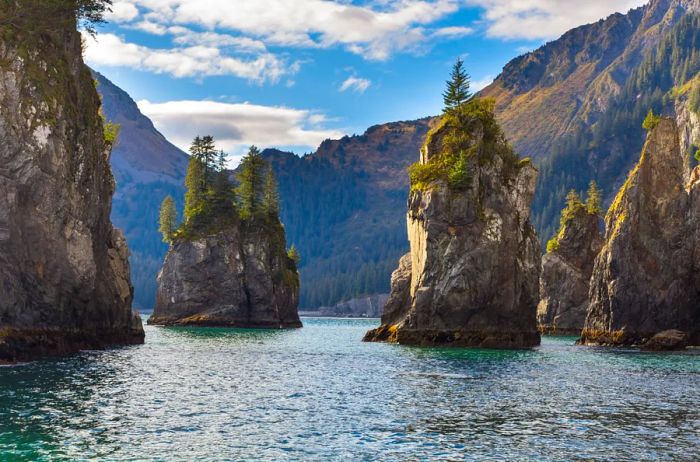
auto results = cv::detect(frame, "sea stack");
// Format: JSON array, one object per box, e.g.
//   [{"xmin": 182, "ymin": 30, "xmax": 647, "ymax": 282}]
[
  {"xmin": 364, "ymin": 98, "xmax": 541, "ymax": 348},
  {"xmin": 537, "ymin": 188, "xmax": 603, "ymax": 334},
  {"xmin": 0, "ymin": 4, "xmax": 144, "ymax": 362},
  {"xmin": 149, "ymin": 145, "xmax": 301, "ymax": 328},
  {"xmin": 581, "ymin": 118, "xmax": 700, "ymax": 348}
]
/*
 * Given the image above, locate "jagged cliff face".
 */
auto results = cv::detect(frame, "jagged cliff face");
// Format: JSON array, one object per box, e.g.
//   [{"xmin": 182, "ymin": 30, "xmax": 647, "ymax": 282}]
[
  {"xmin": 94, "ymin": 71, "xmax": 188, "ymax": 310},
  {"xmin": 364, "ymin": 109, "xmax": 541, "ymax": 348},
  {"xmin": 538, "ymin": 209, "xmax": 603, "ymax": 334},
  {"xmin": 150, "ymin": 222, "xmax": 301, "ymax": 328},
  {"xmin": 582, "ymin": 119, "xmax": 700, "ymax": 346},
  {"xmin": 0, "ymin": 9, "xmax": 143, "ymax": 362}
]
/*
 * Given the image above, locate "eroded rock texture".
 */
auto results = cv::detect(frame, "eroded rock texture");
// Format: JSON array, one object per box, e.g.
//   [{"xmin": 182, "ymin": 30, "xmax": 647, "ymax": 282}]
[
  {"xmin": 364, "ymin": 105, "xmax": 541, "ymax": 348},
  {"xmin": 0, "ymin": 8, "xmax": 143, "ymax": 362},
  {"xmin": 538, "ymin": 209, "xmax": 603, "ymax": 334},
  {"xmin": 150, "ymin": 222, "xmax": 301, "ymax": 328},
  {"xmin": 581, "ymin": 119, "xmax": 700, "ymax": 347}
]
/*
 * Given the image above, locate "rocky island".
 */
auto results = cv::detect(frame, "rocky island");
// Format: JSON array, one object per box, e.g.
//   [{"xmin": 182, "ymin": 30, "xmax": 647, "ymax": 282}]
[
  {"xmin": 364, "ymin": 62, "xmax": 542, "ymax": 348},
  {"xmin": 149, "ymin": 143, "xmax": 301, "ymax": 328},
  {"xmin": 0, "ymin": 2, "xmax": 144, "ymax": 362},
  {"xmin": 581, "ymin": 117, "xmax": 700, "ymax": 349},
  {"xmin": 537, "ymin": 185, "xmax": 603, "ymax": 334}
]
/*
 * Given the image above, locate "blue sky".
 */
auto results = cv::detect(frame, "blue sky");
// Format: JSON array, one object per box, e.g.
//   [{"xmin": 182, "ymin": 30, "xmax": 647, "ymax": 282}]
[{"xmin": 85, "ymin": 0, "xmax": 645, "ymax": 163}]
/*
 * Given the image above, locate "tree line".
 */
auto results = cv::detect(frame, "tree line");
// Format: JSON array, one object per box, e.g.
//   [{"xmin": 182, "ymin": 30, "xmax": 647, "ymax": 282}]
[{"xmin": 159, "ymin": 136, "xmax": 285, "ymax": 243}]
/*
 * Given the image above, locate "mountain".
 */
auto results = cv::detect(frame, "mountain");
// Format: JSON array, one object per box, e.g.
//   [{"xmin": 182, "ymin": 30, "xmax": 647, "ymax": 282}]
[
  {"xmin": 263, "ymin": 119, "xmax": 433, "ymax": 309},
  {"xmin": 94, "ymin": 71, "xmax": 188, "ymax": 310},
  {"xmin": 97, "ymin": 0, "xmax": 700, "ymax": 312},
  {"xmin": 267, "ymin": 0, "xmax": 700, "ymax": 311},
  {"xmin": 482, "ymin": 0, "xmax": 700, "ymax": 241}
]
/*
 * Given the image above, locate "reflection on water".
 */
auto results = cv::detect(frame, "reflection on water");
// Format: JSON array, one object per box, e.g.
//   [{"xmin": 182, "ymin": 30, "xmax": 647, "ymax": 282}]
[{"xmin": 0, "ymin": 317, "xmax": 698, "ymax": 461}]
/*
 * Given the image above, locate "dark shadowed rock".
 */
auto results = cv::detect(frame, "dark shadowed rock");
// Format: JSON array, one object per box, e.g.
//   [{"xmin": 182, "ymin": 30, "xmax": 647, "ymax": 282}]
[
  {"xmin": 538, "ymin": 207, "xmax": 603, "ymax": 334},
  {"xmin": 364, "ymin": 102, "xmax": 541, "ymax": 348},
  {"xmin": 581, "ymin": 119, "xmax": 700, "ymax": 346},
  {"xmin": 149, "ymin": 222, "xmax": 301, "ymax": 328},
  {"xmin": 641, "ymin": 330, "xmax": 689, "ymax": 351},
  {"xmin": 0, "ymin": 6, "xmax": 143, "ymax": 362}
]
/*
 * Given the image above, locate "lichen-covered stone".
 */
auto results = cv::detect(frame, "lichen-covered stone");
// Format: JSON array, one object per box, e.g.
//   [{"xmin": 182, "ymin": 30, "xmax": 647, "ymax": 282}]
[
  {"xmin": 581, "ymin": 119, "xmax": 700, "ymax": 347},
  {"xmin": 538, "ymin": 208, "xmax": 602, "ymax": 334},
  {"xmin": 149, "ymin": 222, "xmax": 301, "ymax": 328},
  {"xmin": 0, "ymin": 9, "xmax": 143, "ymax": 362},
  {"xmin": 364, "ymin": 107, "xmax": 541, "ymax": 348}
]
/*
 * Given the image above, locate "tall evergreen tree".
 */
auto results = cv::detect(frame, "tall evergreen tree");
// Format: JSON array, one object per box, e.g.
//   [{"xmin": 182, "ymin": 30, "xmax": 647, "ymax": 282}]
[
  {"xmin": 158, "ymin": 195, "xmax": 177, "ymax": 242},
  {"xmin": 263, "ymin": 166, "xmax": 280, "ymax": 219},
  {"xmin": 443, "ymin": 57, "xmax": 472, "ymax": 114},
  {"xmin": 183, "ymin": 156, "xmax": 206, "ymax": 223},
  {"xmin": 586, "ymin": 180, "xmax": 603, "ymax": 215},
  {"xmin": 236, "ymin": 146, "xmax": 267, "ymax": 219}
]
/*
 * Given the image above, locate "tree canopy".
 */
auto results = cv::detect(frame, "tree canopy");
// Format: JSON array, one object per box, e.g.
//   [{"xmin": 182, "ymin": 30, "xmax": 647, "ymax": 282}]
[{"xmin": 443, "ymin": 58, "xmax": 472, "ymax": 115}]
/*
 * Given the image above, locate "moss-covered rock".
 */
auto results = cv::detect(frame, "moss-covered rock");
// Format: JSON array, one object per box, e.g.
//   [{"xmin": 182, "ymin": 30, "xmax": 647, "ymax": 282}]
[{"xmin": 365, "ymin": 99, "xmax": 541, "ymax": 348}]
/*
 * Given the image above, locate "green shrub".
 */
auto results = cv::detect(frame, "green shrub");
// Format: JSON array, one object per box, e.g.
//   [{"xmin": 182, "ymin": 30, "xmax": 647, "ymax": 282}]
[
  {"xmin": 642, "ymin": 109, "xmax": 661, "ymax": 131},
  {"xmin": 408, "ymin": 98, "xmax": 521, "ymax": 192},
  {"xmin": 546, "ymin": 237, "xmax": 559, "ymax": 253}
]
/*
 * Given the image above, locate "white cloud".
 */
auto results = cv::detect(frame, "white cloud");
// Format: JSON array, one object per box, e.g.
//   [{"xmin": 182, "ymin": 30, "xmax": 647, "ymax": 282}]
[
  {"xmin": 137, "ymin": 99, "xmax": 345, "ymax": 160},
  {"xmin": 171, "ymin": 30, "xmax": 267, "ymax": 53},
  {"xmin": 432, "ymin": 26, "xmax": 474, "ymax": 38},
  {"xmin": 107, "ymin": 1, "xmax": 140, "ymax": 22},
  {"xmin": 467, "ymin": 0, "xmax": 646, "ymax": 40},
  {"xmin": 133, "ymin": 20, "xmax": 168, "ymax": 35},
  {"xmin": 339, "ymin": 76, "xmax": 371, "ymax": 94},
  {"xmin": 110, "ymin": 0, "xmax": 462, "ymax": 60},
  {"xmin": 83, "ymin": 33, "xmax": 293, "ymax": 83}
]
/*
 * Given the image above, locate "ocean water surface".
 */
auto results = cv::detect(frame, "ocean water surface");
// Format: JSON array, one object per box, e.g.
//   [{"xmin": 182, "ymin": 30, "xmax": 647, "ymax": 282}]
[{"xmin": 0, "ymin": 317, "xmax": 698, "ymax": 461}]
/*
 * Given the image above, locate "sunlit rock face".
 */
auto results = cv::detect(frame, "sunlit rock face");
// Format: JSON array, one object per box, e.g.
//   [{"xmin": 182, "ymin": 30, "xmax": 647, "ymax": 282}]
[
  {"xmin": 0, "ymin": 6, "xmax": 143, "ymax": 362},
  {"xmin": 538, "ymin": 209, "xmax": 603, "ymax": 335},
  {"xmin": 364, "ymin": 106, "xmax": 541, "ymax": 348},
  {"xmin": 582, "ymin": 119, "xmax": 700, "ymax": 347},
  {"xmin": 150, "ymin": 223, "xmax": 301, "ymax": 329}
]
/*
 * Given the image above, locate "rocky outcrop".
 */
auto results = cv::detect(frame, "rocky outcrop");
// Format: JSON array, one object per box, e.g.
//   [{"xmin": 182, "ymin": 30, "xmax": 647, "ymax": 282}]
[
  {"xmin": 0, "ymin": 7, "xmax": 144, "ymax": 362},
  {"xmin": 581, "ymin": 119, "xmax": 700, "ymax": 347},
  {"xmin": 538, "ymin": 208, "xmax": 603, "ymax": 334},
  {"xmin": 364, "ymin": 102, "xmax": 542, "ymax": 348},
  {"xmin": 149, "ymin": 222, "xmax": 301, "ymax": 328}
]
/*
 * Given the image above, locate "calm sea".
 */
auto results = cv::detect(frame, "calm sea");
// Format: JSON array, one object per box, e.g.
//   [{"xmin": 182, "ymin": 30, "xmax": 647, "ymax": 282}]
[{"xmin": 1, "ymin": 317, "xmax": 698, "ymax": 461}]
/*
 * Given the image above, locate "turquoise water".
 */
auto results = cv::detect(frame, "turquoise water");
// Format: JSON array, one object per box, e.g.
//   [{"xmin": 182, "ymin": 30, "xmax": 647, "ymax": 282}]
[{"xmin": 0, "ymin": 317, "xmax": 698, "ymax": 461}]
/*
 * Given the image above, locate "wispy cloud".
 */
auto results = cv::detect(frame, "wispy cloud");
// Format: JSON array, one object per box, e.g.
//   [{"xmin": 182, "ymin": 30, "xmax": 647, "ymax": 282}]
[
  {"xmin": 467, "ymin": 0, "xmax": 646, "ymax": 40},
  {"xmin": 137, "ymin": 99, "xmax": 345, "ymax": 161},
  {"xmin": 339, "ymin": 76, "xmax": 371, "ymax": 94},
  {"xmin": 102, "ymin": 0, "xmax": 465, "ymax": 61},
  {"xmin": 83, "ymin": 33, "xmax": 295, "ymax": 83}
]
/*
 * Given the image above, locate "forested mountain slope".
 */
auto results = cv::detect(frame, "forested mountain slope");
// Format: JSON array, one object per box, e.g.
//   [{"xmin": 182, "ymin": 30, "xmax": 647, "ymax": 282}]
[
  {"xmin": 263, "ymin": 120, "xmax": 433, "ymax": 308},
  {"xmin": 481, "ymin": 0, "xmax": 700, "ymax": 240}
]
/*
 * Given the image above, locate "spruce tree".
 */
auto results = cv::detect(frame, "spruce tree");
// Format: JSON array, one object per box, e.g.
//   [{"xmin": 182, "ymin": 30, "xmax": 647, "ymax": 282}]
[
  {"xmin": 443, "ymin": 57, "xmax": 472, "ymax": 115},
  {"xmin": 262, "ymin": 166, "xmax": 280, "ymax": 219},
  {"xmin": 158, "ymin": 195, "xmax": 178, "ymax": 242},
  {"xmin": 183, "ymin": 156, "xmax": 206, "ymax": 224},
  {"xmin": 236, "ymin": 146, "xmax": 267, "ymax": 219},
  {"xmin": 586, "ymin": 180, "xmax": 603, "ymax": 215}
]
